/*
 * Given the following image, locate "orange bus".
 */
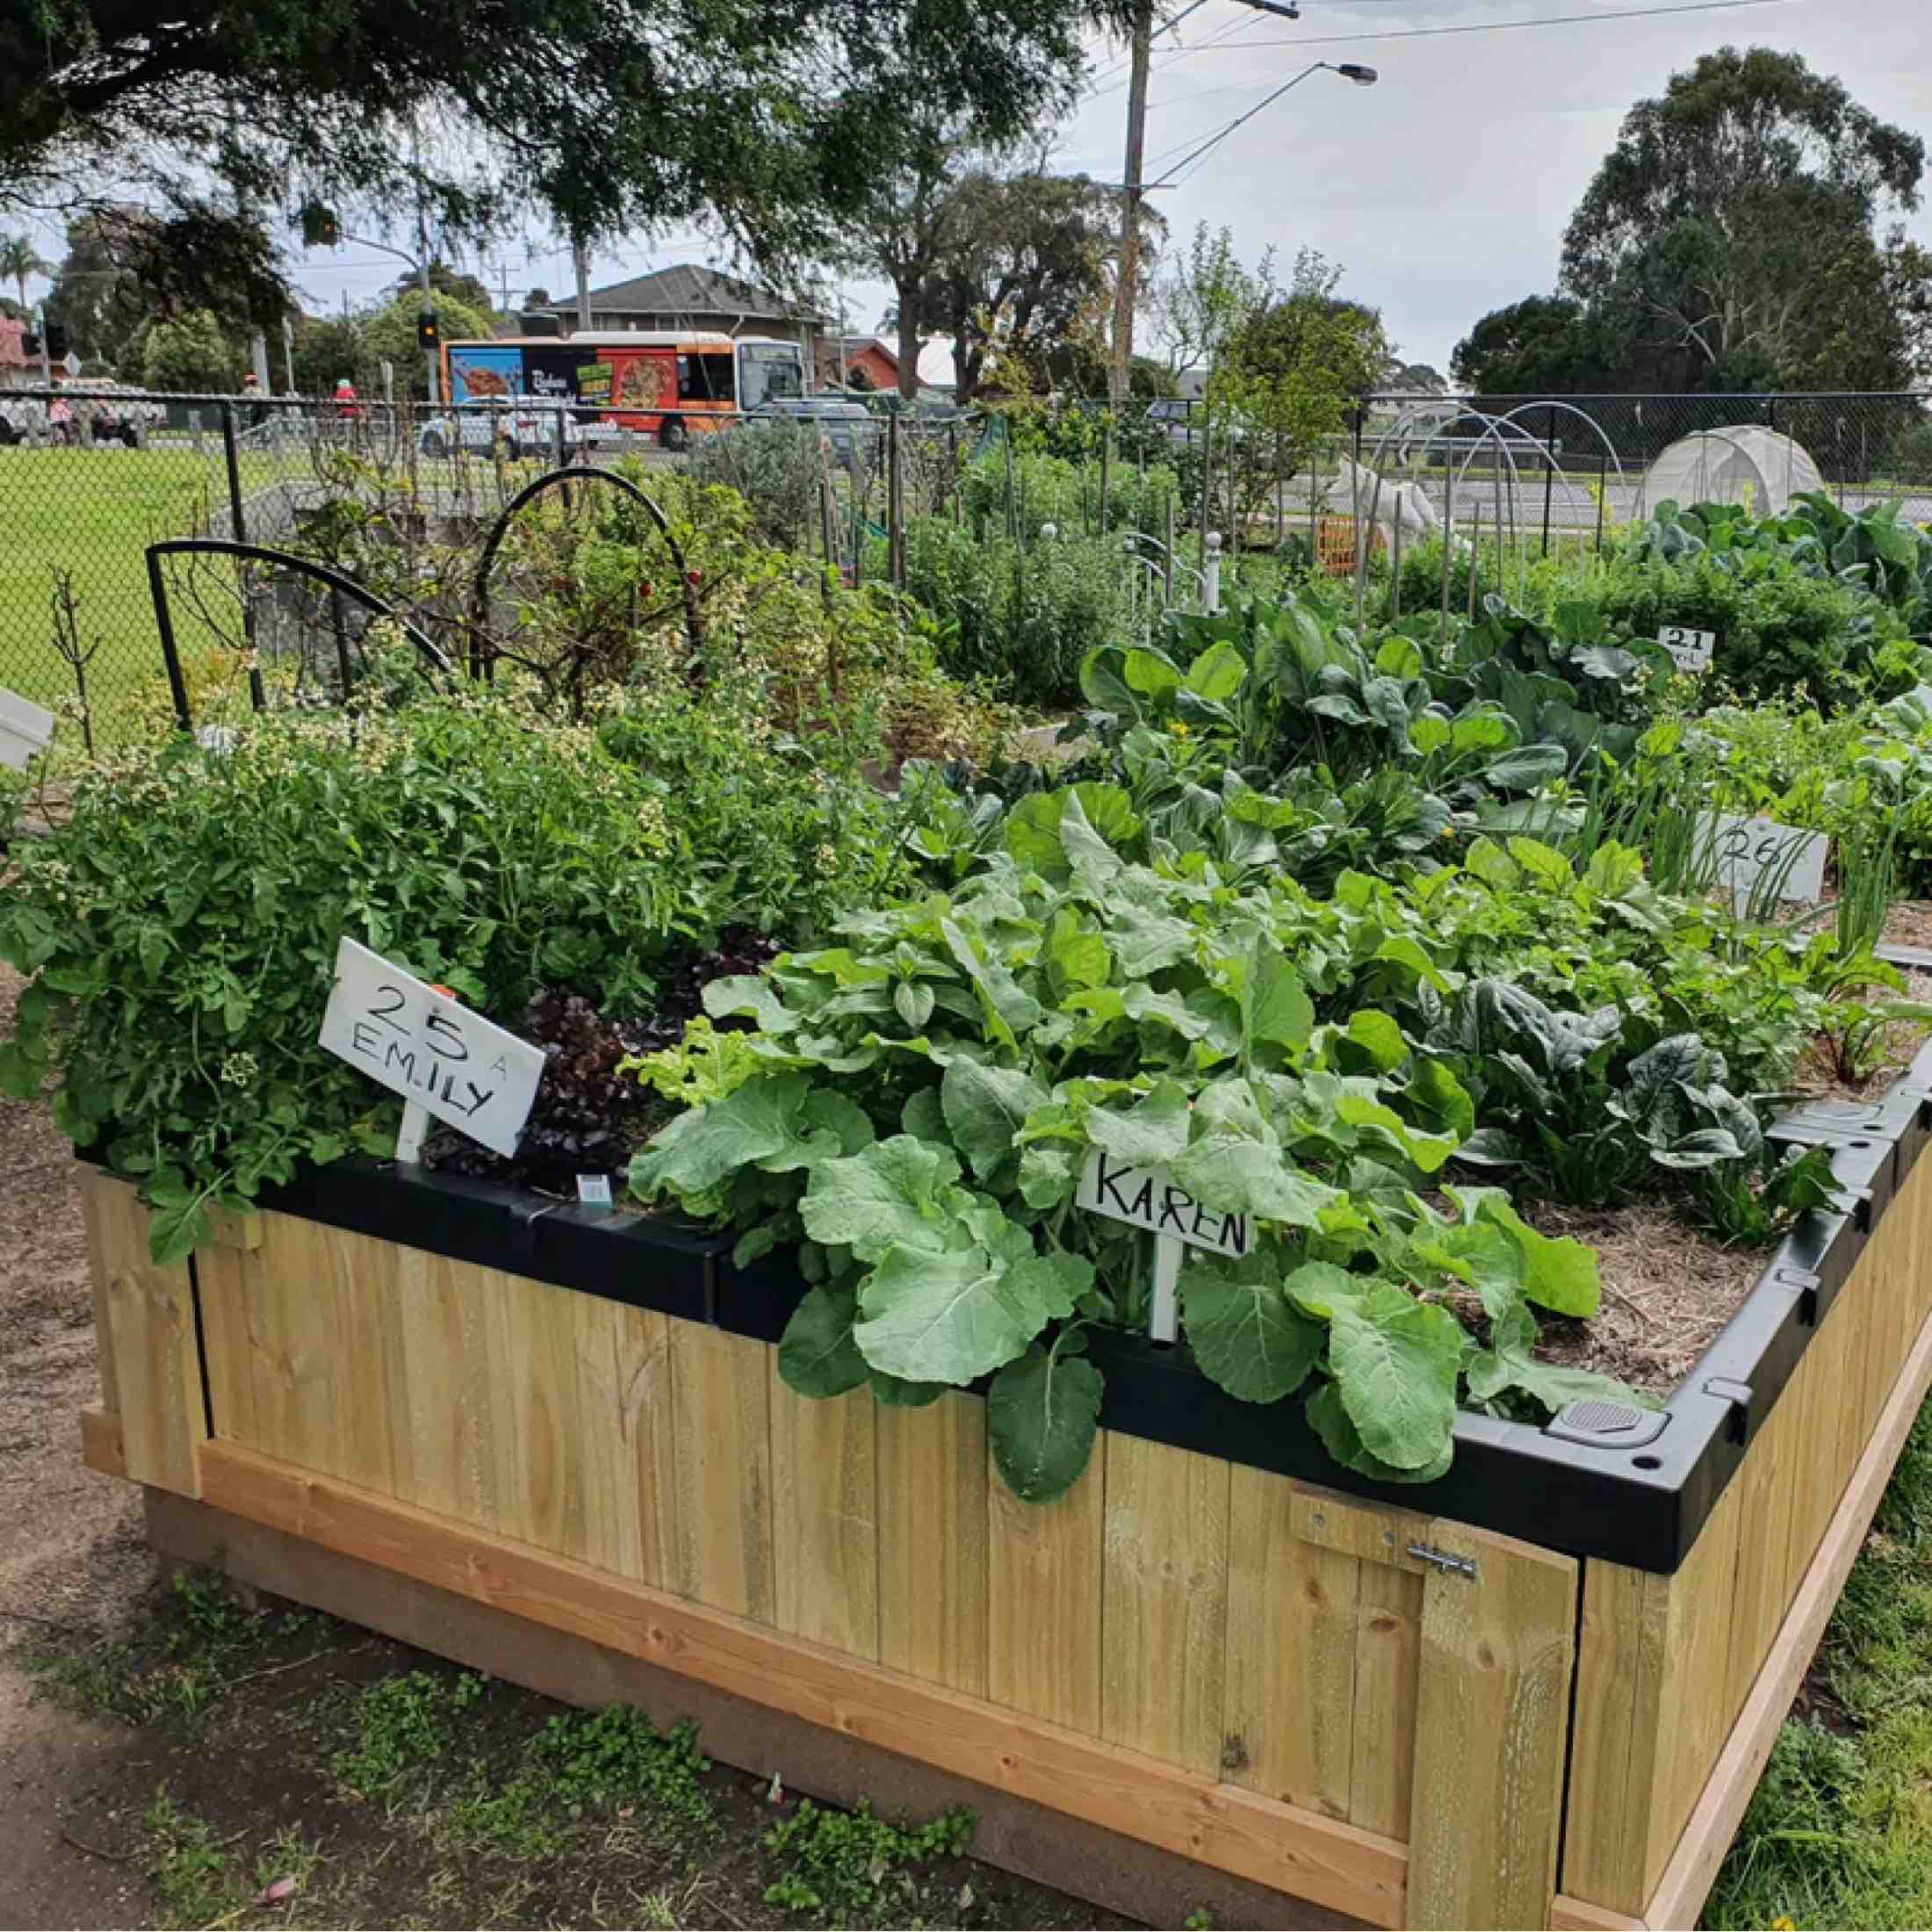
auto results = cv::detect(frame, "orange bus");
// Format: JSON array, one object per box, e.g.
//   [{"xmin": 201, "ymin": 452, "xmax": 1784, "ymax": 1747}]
[{"xmin": 439, "ymin": 331, "xmax": 808, "ymax": 449}]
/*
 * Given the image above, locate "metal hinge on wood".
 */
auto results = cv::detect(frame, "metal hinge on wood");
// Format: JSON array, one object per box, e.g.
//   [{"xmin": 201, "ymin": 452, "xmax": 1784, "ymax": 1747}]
[{"xmin": 1405, "ymin": 1542, "xmax": 1479, "ymax": 1580}]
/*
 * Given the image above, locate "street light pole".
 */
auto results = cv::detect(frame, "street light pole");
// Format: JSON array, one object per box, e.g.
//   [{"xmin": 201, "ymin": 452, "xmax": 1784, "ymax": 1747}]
[
  {"xmin": 1146, "ymin": 60, "xmax": 1377, "ymax": 190},
  {"xmin": 1108, "ymin": 0, "xmax": 1155, "ymax": 411}
]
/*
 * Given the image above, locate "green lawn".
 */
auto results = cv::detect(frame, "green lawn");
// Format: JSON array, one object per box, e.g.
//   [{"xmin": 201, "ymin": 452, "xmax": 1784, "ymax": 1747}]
[
  {"xmin": 0, "ymin": 442, "xmax": 234, "ymax": 727},
  {"xmin": 1705, "ymin": 1402, "xmax": 1932, "ymax": 1929}
]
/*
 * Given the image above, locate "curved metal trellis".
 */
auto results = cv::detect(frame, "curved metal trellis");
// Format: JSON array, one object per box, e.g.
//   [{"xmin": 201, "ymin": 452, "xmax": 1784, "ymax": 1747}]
[
  {"xmin": 146, "ymin": 537, "xmax": 450, "ymax": 734},
  {"xmin": 466, "ymin": 464, "xmax": 703, "ymax": 678}
]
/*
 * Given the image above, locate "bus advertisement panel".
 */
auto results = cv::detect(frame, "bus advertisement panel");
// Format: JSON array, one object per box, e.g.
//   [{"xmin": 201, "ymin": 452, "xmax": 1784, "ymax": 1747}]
[{"xmin": 446, "ymin": 344, "xmax": 523, "ymax": 403}]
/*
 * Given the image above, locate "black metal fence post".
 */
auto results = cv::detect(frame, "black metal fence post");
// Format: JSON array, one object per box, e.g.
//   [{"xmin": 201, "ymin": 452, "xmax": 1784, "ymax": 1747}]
[
  {"xmin": 219, "ymin": 401, "xmax": 268, "ymax": 711},
  {"xmin": 1541, "ymin": 404, "xmax": 1556, "ymax": 557}
]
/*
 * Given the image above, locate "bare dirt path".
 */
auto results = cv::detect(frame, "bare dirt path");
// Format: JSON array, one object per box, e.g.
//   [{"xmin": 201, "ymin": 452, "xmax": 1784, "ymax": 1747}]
[{"xmin": 0, "ymin": 962, "xmax": 155, "ymax": 1927}]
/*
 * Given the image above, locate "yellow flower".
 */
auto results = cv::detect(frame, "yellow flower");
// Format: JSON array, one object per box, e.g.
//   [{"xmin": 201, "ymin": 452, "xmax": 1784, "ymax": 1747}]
[
  {"xmin": 1170, "ymin": 721, "xmax": 1189, "ymax": 739},
  {"xmin": 1770, "ymin": 1918, "xmax": 1797, "ymax": 1929}
]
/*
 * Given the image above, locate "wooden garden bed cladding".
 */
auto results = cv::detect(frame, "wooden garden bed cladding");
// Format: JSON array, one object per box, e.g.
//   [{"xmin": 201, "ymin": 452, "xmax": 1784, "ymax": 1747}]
[{"xmin": 76, "ymin": 1146, "xmax": 1932, "ymax": 1931}]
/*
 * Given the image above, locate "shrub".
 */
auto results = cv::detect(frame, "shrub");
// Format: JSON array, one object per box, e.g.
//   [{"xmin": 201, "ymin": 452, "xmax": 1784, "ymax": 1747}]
[
  {"xmin": 688, "ymin": 421, "xmax": 827, "ymax": 551},
  {"xmin": 1588, "ymin": 549, "xmax": 1911, "ymax": 708},
  {"xmin": 896, "ymin": 516, "xmax": 1133, "ymax": 706}
]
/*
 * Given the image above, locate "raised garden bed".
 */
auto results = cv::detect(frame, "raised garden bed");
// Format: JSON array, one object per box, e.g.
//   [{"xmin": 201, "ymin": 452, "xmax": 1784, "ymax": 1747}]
[{"xmin": 75, "ymin": 1035, "xmax": 1932, "ymax": 1931}]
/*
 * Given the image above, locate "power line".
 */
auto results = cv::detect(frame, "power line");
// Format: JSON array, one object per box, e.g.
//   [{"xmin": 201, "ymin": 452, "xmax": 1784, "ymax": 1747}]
[{"xmin": 1193, "ymin": 0, "xmax": 1802, "ymax": 53}]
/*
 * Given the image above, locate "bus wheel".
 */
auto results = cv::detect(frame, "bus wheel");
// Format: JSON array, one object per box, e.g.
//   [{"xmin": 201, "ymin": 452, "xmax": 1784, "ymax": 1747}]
[{"xmin": 660, "ymin": 417, "xmax": 688, "ymax": 452}]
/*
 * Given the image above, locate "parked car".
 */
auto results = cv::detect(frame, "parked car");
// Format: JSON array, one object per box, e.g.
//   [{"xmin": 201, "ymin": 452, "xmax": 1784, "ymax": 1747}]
[
  {"xmin": 70, "ymin": 385, "xmax": 164, "ymax": 447},
  {"xmin": 417, "ymin": 400, "xmax": 589, "ymax": 461},
  {"xmin": 744, "ymin": 396, "xmax": 881, "ymax": 463},
  {"xmin": 0, "ymin": 393, "xmax": 47, "ymax": 445},
  {"xmin": 1146, "ymin": 398, "xmax": 1199, "ymax": 447}
]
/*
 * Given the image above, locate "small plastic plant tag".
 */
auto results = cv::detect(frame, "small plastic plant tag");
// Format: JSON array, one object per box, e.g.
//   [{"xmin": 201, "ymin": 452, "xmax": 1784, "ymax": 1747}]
[{"xmin": 576, "ymin": 1173, "xmax": 614, "ymax": 1208}]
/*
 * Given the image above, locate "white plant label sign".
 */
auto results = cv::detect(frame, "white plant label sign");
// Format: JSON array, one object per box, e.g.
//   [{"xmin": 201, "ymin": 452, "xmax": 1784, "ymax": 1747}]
[
  {"xmin": 1078, "ymin": 1150, "xmax": 1251, "ymax": 1344},
  {"xmin": 1701, "ymin": 812, "xmax": 1828, "ymax": 905},
  {"xmin": 0, "ymin": 686, "xmax": 55, "ymax": 772},
  {"xmin": 1656, "ymin": 625, "xmax": 1715, "ymax": 672},
  {"xmin": 319, "ymin": 936, "xmax": 544, "ymax": 1159}
]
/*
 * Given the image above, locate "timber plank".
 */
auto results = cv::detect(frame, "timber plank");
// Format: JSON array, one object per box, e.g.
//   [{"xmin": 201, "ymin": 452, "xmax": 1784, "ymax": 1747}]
[
  {"xmin": 1647, "ymin": 1477, "xmax": 1744, "ymax": 1900},
  {"xmin": 195, "ymin": 1244, "xmax": 258, "ymax": 1448},
  {"xmin": 605, "ymin": 1301, "xmax": 677, "ymax": 1589},
  {"xmin": 1099, "ymin": 1436, "xmax": 1230, "ymax": 1777},
  {"xmin": 76, "ymin": 1169, "xmax": 205, "ymax": 1496},
  {"xmin": 79, "ymin": 1406, "xmax": 126, "ymax": 1480},
  {"xmin": 769, "ymin": 1368, "xmax": 879, "ymax": 1658},
  {"xmin": 391, "ymin": 1249, "xmax": 501, "ymax": 1532},
  {"xmin": 328, "ymin": 1224, "xmax": 408, "ymax": 1499},
  {"xmin": 987, "ymin": 1434, "xmax": 1104, "ymax": 1736},
  {"xmin": 1722, "ymin": 1372, "xmax": 1801, "ymax": 1714},
  {"xmin": 487, "ymin": 1271, "xmax": 586, "ymax": 1561},
  {"xmin": 876, "ymin": 1392, "xmax": 988, "ymax": 1697},
  {"xmin": 1291, "ymin": 1483, "xmax": 1431, "ymax": 1576},
  {"xmin": 568, "ymin": 1294, "xmax": 647, "ymax": 1583},
  {"xmin": 75, "ymin": 1168, "xmax": 124, "ymax": 1417},
  {"xmin": 196, "ymin": 1439, "xmax": 1410, "ymax": 1928},
  {"xmin": 667, "ymin": 1323, "xmax": 774, "ymax": 1622},
  {"xmin": 249, "ymin": 1212, "xmax": 344, "ymax": 1480},
  {"xmin": 1558, "ymin": 1558, "xmax": 1651, "ymax": 1915},
  {"xmin": 1222, "ymin": 1467, "xmax": 1359, "ymax": 1820},
  {"xmin": 1784, "ymin": 1307, "xmax": 1842, "ymax": 1601},
  {"xmin": 1406, "ymin": 1524, "xmax": 1577, "ymax": 1932},
  {"xmin": 1348, "ymin": 1562, "xmax": 1423, "ymax": 1842}
]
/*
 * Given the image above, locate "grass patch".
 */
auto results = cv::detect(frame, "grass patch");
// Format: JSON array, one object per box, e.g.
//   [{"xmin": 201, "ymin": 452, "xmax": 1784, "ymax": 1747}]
[
  {"xmin": 141, "ymin": 1789, "xmax": 323, "ymax": 1930},
  {"xmin": 329, "ymin": 1668, "xmax": 483, "ymax": 1802},
  {"xmin": 0, "ymin": 443, "xmax": 223, "ymax": 715},
  {"xmin": 761, "ymin": 1797, "xmax": 975, "ymax": 1925},
  {"xmin": 23, "ymin": 1566, "xmax": 313, "ymax": 1730},
  {"xmin": 1705, "ymin": 1402, "xmax": 1932, "ymax": 1928}
]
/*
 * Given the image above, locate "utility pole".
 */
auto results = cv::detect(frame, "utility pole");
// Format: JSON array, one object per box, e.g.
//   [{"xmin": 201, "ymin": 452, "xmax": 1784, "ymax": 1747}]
[
  {"xmin": 1108, "ymin": 0, "xmax": 1155, "ymax": 410},
  {"xmin": 573, "ymin": 237, "xmax": 592, "ymax": 335},
  {"xmin": 408, "ymin": 121, "xmax": 439, "ymax": 404}
]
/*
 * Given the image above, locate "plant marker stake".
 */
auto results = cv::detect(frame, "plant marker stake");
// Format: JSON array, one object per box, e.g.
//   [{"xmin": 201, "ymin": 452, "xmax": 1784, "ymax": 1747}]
[
  {"xmin": 394, "ymin": 980, "xmax": 458, "ymax": 1164},
  {"xmin": 1148, "ymin": 1230, "xmax": 1181, "ymax": 1344}
]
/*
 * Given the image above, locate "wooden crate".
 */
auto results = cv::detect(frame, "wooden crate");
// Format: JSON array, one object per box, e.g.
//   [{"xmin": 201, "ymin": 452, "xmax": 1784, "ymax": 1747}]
[{"xmin": 76, "ymin": 1136, "xmax": 1932, "ymax": 1931}]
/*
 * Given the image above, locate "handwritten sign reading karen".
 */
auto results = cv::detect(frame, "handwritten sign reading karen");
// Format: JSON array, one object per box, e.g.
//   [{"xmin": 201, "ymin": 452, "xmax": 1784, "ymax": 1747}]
[
  {"xmin": 1078, "ymin": 1150, "xmax": 1250, "ymax": 1260},
  {"xmin": 319, "ymin": 937, "xmax": 544, "ymax": 1157}
]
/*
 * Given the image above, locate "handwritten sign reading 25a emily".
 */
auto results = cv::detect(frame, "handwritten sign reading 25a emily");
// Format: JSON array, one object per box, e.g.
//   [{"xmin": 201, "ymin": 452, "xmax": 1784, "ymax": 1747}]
[{"xmin": 318, "ymin": 937, "xmax": 544, "ymax": 1157}]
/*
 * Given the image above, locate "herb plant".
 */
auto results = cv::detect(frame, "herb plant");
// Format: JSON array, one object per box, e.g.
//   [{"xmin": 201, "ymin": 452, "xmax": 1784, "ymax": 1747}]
[{"xmin": 0, "ymin": 689, "xmax": 902, "ymax": 1260}]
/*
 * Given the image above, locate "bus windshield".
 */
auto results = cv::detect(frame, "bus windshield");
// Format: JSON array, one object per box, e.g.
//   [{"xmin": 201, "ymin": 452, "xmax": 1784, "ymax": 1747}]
[{"xmin": 739, "ymin": 344, "xmax": 804, "ymax": 410}]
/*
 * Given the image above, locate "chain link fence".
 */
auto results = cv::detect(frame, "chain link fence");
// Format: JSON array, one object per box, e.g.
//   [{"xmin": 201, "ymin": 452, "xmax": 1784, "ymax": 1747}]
[{"xmin": 5, "ymin": 384, "xmax": 1931, "ymax": 746}]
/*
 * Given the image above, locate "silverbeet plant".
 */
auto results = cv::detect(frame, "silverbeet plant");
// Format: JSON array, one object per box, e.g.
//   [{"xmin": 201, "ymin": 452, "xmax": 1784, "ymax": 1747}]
[{"xmin": 630, "ymin": 785, "xmax": 1638, "ymax": 1504}]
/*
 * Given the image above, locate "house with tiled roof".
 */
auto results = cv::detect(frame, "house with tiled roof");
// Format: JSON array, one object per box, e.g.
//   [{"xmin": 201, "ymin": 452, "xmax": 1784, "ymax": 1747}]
[{"xmin": 537, "ymin": 265, "xmax": 831, "ymax": 369}]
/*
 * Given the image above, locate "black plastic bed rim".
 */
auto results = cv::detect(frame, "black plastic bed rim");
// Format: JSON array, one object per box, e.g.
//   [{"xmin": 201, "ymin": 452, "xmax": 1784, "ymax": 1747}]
[{"xmin": 197, "ymin": 1031, "xmax": 1932, "ymax": 1575}]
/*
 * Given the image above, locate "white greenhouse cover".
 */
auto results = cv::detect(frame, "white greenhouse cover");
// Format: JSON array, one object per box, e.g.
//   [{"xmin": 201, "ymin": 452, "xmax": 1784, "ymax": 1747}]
[{"xmin": 1640, "ymin": 426, "xmax": 1825, "ymax": 517}]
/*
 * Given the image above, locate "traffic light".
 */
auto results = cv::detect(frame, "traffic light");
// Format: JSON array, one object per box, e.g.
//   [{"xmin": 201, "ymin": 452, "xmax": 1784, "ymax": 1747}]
[
  {"xmin": 417, "ymin": 309, "xmax": 440, "ymax": 350},
  {"xmin": 299, "ymin": 200, "xmax": 341, "ymax": 249}
]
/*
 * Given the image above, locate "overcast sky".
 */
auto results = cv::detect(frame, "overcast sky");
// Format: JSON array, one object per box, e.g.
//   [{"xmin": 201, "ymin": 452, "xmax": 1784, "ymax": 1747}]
[{"xmin": 16, "ymin": 0, "xmax": 1932, "ymax": 383}]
